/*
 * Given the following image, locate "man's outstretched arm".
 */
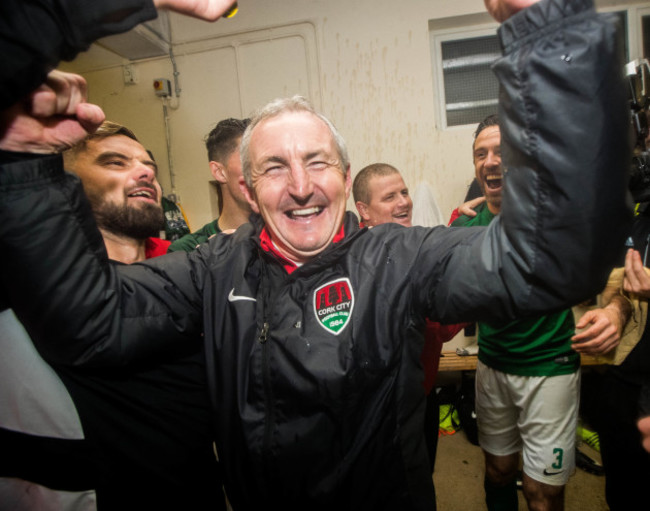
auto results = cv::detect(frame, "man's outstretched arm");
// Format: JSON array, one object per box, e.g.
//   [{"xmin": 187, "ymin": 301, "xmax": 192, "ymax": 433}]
[{"xmin": 432, "ymin": 0, "xmax": 631, "ymax": 322}]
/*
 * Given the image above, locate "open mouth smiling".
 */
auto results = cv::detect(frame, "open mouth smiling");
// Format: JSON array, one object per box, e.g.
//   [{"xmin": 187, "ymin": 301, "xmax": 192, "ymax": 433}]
[
  {"xmin": 287, "ymin": 206, "xmax": 324, "ymax": 219},
  {"xmin": 485, "ymin": 174, "xmax": 502, "ymax": 190},
  {"xmin": 127, "ymin": 187, "xmax": 157, "ymax": 202}
]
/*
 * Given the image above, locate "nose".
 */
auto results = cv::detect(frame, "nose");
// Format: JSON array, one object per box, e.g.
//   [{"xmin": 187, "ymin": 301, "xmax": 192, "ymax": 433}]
[
  {"xmin": 287, "ymin": 164, "xmax": 314, "ymax": 200},
  {"xmin": 135, "ymin": 161, "xmax": 156, "ymax": 183},
  {"xmin": 484, "ymin": 150, "xmax": 500, "ymax": 169},
  {"xmin": 397, "ymin": 193, "xmax": 411, "ymax": 207}
]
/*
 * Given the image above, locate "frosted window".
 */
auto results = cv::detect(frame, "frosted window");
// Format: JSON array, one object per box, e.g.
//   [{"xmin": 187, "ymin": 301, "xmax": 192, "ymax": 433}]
[{"xmin": 441, "ymin": 35, "xmax": 500, "ymax": 127}]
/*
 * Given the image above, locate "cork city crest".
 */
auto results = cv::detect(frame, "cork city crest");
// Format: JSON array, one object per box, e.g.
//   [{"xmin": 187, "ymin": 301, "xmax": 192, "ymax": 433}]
[{"xmin": 313, "ymin": 278, "xmax": 354, "ymax": 335}]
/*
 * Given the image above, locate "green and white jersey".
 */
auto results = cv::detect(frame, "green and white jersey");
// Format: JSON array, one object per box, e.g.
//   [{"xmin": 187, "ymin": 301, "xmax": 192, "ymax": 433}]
[
  {"xmin": 168, "ymin": 219, "xmax": 221, "ymax": 253},
  {"xmin": 452, "ymin": 203, "xmax": 578, "ymax": 376}
]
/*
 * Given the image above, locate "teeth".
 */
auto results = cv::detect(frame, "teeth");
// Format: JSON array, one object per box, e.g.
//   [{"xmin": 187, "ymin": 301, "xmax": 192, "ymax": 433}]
[
  {"xmin": 130, "ymin": 190, "xmax": 153, "ymax": 198},
  {"xmin": 485, "ymin": 175, "xmax": 502, "ymax": 190},
  {"xmin": 291, "ymin": 206, "xmax": 321, "ymax": 217}
]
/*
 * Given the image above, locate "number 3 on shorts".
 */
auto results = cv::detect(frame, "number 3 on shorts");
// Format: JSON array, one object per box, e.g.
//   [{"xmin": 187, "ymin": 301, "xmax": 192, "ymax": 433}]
[{"xmin": 552, "ymin": 448, "xmax": 564, "ymax": 470}]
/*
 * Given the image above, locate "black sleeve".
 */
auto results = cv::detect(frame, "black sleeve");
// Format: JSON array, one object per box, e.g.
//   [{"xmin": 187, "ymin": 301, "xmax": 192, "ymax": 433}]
[
  {"xmin": 0, "ymin": 0, "xmax": 157, "ymax": 111},
  {"xmin": 419, "ymin": 0, "xmax": 632, "ymax": 322},
  {"xmin": 640, "ymin": 379, "xmax": 650, "ymax": 417},
  {"xmin": 0, "ymin": 154, "xmax": 205, "ymax": 367}
]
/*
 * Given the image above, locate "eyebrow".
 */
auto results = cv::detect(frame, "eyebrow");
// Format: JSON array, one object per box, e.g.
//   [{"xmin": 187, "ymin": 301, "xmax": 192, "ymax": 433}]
[
  {"xmin": 144, "ymin": 159, "xmax": 158, "ymax": 173},
  {"xmin": 380, "ymin": 187, "xmax": 408, "ymax": 199},
  {"xmin": 95, "ymin": 151, "xmax": 128, "ymax": 164},
  {"xmin": 304, "ymin": 150, "xmax": 328, "ymax": 160},
  {"xmin": 261, "ymin": 155, "xmax": 287, "ymax": 167},
  {"xmin": 262, "ymin": 149, "xmax": 328, "ymax": 162},
  {"xmin": 95, "ymin": 151, "xmax": 158, "ymax": 173}
]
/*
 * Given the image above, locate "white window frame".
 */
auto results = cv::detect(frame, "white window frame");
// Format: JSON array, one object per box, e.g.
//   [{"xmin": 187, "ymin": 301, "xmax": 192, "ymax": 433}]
[
  {"xmin": 640, "ymin": 6, "xmax": 650, "ymax": 59},
  {"xmin": 430, "ymin": 22, "xmax": 498, "ymax": 131},
  {"xmin": 431, "ymin": 3, "xmax": 649, "ymax": 130}
]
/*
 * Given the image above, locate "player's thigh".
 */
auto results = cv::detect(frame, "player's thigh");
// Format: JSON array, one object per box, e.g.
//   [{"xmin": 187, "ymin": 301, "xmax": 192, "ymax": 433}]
[
  {"xmin": 518, "ymin": 371, "xmax": 579, "ymax": 486},
  {"xmin": 475, "ymin": 361, "xmax": 521, "ymax": 456}
]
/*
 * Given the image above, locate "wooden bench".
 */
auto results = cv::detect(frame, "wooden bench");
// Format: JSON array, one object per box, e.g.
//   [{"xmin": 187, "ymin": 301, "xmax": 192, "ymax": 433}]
[{"xmin": 438, "ymin": 351, "xmax": 603, "ymax": 372}]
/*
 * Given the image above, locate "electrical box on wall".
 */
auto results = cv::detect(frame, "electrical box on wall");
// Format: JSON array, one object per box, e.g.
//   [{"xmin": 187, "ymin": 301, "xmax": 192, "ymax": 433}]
[
  {"xmin": 153, "ymin": 78, "xmax": 172, "ymax": 97},
  {"xmin": 123, "ymin": 64, "xmax": 138, "ymax": 84}
]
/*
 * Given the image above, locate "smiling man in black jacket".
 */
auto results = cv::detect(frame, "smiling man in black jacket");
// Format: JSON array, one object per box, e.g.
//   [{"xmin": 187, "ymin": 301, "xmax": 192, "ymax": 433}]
[
  {"xmin": 0, "ymin": 0, "xmax": 632, "ymax": 509},
  {"xmin": 0, "ymin": 121, "xmax": 224, "ymax": 511}
]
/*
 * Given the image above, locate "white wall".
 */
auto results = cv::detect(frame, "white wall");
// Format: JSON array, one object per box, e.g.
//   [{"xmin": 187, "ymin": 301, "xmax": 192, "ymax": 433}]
[{"xmin": 59, "ymin": 0, "xmax": 488, "ymax": 231}]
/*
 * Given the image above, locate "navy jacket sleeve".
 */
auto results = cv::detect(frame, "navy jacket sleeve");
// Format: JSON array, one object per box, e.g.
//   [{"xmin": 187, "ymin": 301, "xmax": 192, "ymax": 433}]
[
  {"xmin": 415, "ymin": 0, "xmax": 632, "ymax": 323},
  {"xmin": 0, "ymin": 0, "xmax": 157, "ymax": 111}
]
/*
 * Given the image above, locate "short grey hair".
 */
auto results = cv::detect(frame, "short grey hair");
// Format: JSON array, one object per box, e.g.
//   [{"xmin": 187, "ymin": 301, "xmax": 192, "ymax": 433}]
[{"xmin": 240, "ymin": 95, "xmax": 350, "ymax": 187}]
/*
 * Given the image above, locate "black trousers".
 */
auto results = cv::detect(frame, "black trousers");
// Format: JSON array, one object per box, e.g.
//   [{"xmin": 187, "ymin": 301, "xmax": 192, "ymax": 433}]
[
  {"xmin": 424, "ymin": 390, "xmax": 439, "ymax": 511},
  {"xmin": 581, "ymin": 370, "xmax": 650, "ymax": 511}
]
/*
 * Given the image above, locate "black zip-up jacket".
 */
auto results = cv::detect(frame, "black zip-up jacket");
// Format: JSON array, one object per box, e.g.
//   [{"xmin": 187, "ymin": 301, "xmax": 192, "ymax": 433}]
[
  {"xmin": 0, "ymin": 0, "xmax": 632, "ymax": 509},
  {"xmin": 0, "ymin": 0, "xmax": 157, "ymax": 111}
]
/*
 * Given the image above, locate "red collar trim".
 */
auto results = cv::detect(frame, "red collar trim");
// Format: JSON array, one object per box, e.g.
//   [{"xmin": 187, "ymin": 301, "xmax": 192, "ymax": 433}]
[
  {"xmin": 332, "ymin": 224, "xmax": 346, "ymax": 243},
  {"xmin": 259, "ymin": 224, "xmax": 346, "ymax": 274}
]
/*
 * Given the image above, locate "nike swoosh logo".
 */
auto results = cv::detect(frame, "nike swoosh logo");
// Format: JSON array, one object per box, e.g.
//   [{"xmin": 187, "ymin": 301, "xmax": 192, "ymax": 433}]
[
  {"xmin": 543, "ymin": 469, "xmax": 564, "ymax": 476},
  {"xmin": 228, "ymin": 288, "xmax": 257, "ymax": 302}
]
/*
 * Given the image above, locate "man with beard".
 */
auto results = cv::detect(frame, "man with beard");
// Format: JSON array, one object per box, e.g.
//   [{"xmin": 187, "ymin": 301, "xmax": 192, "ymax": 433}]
[
  {"xmin": 0, "ymin": 122, "xmax": 223, "ymax": 511},
  {"xmin": 451, "ymin": 115, "xmax": 503, "ymax": 222},
  {"xmin": 451, "ymin": 115, "xmax": 579, "ymax": 511},
  {"xmin": 63, "ymin": 121, "xmax": 171, "ymax": 260}
]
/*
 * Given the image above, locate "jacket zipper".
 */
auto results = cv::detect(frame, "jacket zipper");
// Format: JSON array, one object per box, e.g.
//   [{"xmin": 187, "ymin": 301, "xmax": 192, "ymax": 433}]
[
  {"xmin": 259, "ymin": 322, "xmax": 269, "ymax": 343},
  {"xmin": 258, "ymin": 260, "xmax": 278, "ymax": 473}
]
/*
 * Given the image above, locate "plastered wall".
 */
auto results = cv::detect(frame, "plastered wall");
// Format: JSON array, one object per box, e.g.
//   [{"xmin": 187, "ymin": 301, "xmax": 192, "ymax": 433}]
[{"xmin": 59, "ymin": 0, "xmax": 488, "ymax": 233}]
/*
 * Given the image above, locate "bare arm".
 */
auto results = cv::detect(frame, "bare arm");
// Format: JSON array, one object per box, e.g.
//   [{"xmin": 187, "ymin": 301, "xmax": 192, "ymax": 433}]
[
  {"xmin": 572, "ymin": 250, "xmax": 650, "ymax": 355},
  {"xmin": 571, "ymin": 288, "xmax": 631, "ymax": 355}
]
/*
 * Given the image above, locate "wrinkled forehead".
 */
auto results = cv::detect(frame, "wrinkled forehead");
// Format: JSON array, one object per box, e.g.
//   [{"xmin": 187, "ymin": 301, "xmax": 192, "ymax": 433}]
[
  {"xmin": 250, "ymin": 111, "xmax": 338, "ymax": 160},
  {"xmin": 85, "ymin": 135, "xmax": 151, "ymax": 161},
  {"xmin": 473, "ymin": 126, "xmax": 501, "ymax": 151},
  {"xmin": 368, "ymin": 172, "xmax": 406, "ymax": 201}
]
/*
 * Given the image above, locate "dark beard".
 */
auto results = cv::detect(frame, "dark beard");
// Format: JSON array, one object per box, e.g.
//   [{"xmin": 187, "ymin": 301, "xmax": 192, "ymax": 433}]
[
  {"xmin": 91, "ymin": 200, "xmax": 164, "ymax": 240},
  {"xmin": 486, "ymin": 195, "xmax": 502, "ymax": 210}
]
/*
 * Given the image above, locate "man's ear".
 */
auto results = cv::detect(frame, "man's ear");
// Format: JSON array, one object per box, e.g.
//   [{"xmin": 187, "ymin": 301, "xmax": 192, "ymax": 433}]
[
  {"xmin": 210, "ymin": 161, "xmax": 226, "ymax": 184},
  {"xmin": 355, "ymin": 201, "xmax": 370, "ymax": 224},
  {"xmin": 239, "ymin": 176, "xmax": 260, "ymax": 214},
  {"xmin": 344, "ymin": 165, "xmax": 352, "ymax": 199}
]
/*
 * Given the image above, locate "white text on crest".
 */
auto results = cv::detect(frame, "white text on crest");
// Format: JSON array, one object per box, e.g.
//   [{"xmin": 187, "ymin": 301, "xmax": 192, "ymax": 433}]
[{"xmin": 317, "ymin": 302, "xmax": 351, "ymax": 316}]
